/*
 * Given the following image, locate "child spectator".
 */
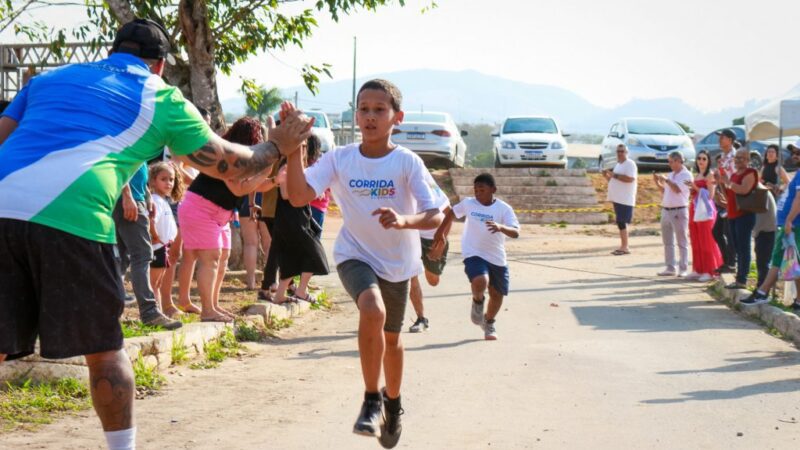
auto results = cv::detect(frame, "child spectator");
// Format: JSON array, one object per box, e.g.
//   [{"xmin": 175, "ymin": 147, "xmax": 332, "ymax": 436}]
[
  {"xmin": 434, "ymin": 173, "xmax": 520, "ymax": 340},
  {"xmin": 284, "ymin": 80, "xmax": 442, "ymax": 447},
  {"xmin": 148, "ymin": 162, "xmax": 185, "ymax": 317}
]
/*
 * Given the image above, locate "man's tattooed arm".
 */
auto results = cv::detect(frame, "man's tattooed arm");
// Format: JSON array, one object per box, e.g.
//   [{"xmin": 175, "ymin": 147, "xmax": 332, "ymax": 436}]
[{"xmin": 176, "ymin": 134, "xmax": 281, "ymax": 181}]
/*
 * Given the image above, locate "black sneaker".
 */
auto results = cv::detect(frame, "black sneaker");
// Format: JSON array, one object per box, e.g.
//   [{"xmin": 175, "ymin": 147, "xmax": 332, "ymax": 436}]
[
  {"xmin": 408, "ymin": 317, "xmax": 429, "ymax": 333},
  {"xmin": 791, "ymin": 301, "xmax": 800, "ymax": 315},
  {"xmin": 378, "ymin": 389, "xmax": 403, "ymax": 449},
  {"xmin": 740, "ymin": 291, "xmax": 768, "ymax": 306},
  {"xmin": 353, "ymin": 395, "xmax": 383, "ymax": 437}
]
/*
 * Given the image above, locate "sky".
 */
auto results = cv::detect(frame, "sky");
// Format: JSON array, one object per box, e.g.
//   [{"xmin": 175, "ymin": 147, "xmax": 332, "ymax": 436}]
[{"xmin": 3, "ymin": 0, "xmax": 799, "ymax": 111}]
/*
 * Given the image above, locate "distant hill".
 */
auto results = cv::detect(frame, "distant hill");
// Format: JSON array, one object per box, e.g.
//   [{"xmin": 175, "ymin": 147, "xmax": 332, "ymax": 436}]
[{"xmin": 221, "ymin": 69, "xmax": 773, "ymax": 134}]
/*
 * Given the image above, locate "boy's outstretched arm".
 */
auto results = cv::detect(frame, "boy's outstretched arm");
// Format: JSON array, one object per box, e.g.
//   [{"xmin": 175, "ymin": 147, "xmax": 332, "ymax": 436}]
[
  {"xmin": 486, "ymin": 221, "xmax": 519, "ymax": 238},
  {"xmin": 286, "ymin": 147, "xmax": 319, "ymax": 207},
  {"xmin": 372, "ymin": 207, "xmax": 443, "ymax": 230}
]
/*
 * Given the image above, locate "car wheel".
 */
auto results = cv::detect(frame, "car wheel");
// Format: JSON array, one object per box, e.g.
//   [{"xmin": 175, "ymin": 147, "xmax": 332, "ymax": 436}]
[{"xmin": 494, "ymin": 151, "xmax": 503, "ymax": 168}]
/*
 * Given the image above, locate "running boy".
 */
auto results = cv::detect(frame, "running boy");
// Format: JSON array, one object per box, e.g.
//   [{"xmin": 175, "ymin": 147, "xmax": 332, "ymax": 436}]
[
  {"xmin": 408, "ymin": 174, "xmax": 452, "ymax": 333},
  {"xmin": 434, "ymin": 173, "xmax": 520, "ymax": 340},
  {"xmin": 283, "ymin": 79, "xmax": 442, "ymax": 448}
]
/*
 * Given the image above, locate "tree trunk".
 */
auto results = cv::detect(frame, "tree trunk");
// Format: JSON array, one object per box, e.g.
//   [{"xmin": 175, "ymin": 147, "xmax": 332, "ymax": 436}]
[{"xmin": 179, "ymin": 0, "xmax": 225, "ymax": 133}]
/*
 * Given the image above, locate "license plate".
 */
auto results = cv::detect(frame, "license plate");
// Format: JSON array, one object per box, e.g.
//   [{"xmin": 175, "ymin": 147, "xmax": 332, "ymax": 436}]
[
  {"xmin": 656, "ymin": 152, "xmax": 669, "ymax": 159},
  {"xmin": 406, "ymin": 132, "xmax": 425, "ymax": 140},
  {"xmin": 525, "ymin": 150, "xmax": 543, "ymax": 154}
]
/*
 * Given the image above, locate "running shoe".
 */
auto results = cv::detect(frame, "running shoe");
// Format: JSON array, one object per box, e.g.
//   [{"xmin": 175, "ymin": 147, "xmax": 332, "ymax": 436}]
[
  {"xmin": 353, "ymin": 397, "xmax": 383, "ymax": 437},
  {"xmin": 483, "ymin": 320, "xmax": 498, "ymax": 340},
  {"xmin": 378, "ymin": 389, "xmax": 403, "ymax": 449},
  {"xmin": 792, "ymin": 301, "xmax": 800, "ymax": 315},
  {"xmin": 471, "ymin": 299, "xmax": 485, "ymax": 326},
  {"xmin": 408, "ymin": 317, "xmax": 429, "ymax": 333},
  {"xmin": 740, "ymin": 291, "xmax": 769, "ymax": 305}
]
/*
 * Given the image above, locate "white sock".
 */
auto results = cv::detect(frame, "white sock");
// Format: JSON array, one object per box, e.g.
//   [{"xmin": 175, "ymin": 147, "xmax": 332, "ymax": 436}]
[
  {"xmin": 757, "ymin": 289, "xmax": 767, "ymax": 296},
  {"xmin": 104, "ymin": 428, "xmax": 136, "ymax": 450}
]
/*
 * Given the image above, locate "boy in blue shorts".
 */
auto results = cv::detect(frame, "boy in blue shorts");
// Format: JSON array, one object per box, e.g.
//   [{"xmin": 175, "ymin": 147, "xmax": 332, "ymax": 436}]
[
  {"xmin": 284, "ymin": 79, "xmax": 442, "ymax": 448},
  {"xmin": 434, "ymin": 173, "xmax": 520, "ymax": 340}
]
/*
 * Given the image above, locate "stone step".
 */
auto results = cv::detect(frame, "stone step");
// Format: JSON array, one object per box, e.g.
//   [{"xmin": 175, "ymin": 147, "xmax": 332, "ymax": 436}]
[
  {"xmin": 450, "ymin": 176, "xmax": 592, "ymax": 188},
  {"xmin": 450, "ymin": 168, "xmax": 587, "ymax": 177},
  {"xmin": 498, "ymin": 198, "xmax": 601, "ymax": 209},
  {"xmin": 516, "ymin": 211, "xmax": 609, "ymax": 225},
  {"xmin": 454, "ymin": 185, "xmax": 597, "ymax": 196}
]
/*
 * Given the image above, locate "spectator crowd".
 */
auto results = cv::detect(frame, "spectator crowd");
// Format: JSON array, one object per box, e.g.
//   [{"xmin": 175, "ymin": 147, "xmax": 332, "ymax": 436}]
[{"xmin": 605, "ymin": 130, "xmax": 800, "ymax": 313}]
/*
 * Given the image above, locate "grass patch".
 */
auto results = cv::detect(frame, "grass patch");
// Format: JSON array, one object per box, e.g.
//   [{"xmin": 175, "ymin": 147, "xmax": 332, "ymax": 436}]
[
  {"xmin": 267, "ymin": 315, "xmax": 293, "ymax": 333},
  {"xmin": 133, "ymin": 355, "xmax": 165, "ymax": 395},
  {"xmin": 170, "ymin": 332, "xmax": 189, "ymax": 365},
  {"xmin": 234, "ymin": 320, "xmax": 269, "ymax": 342},
  {"xmin": 309, "ymin": 290, "xmax": 332, "ymax": 311},
  {"xmin": 191, "ymin": 329, "xmax": 242, "ymax": 370},
  {"xmin": 0, "ymin": 378, "xmax": 91, "ymax": 432},
  {"xmin": 537, "ymin": 170, "xmax": 551, "ymax": 177},
  {"xmin": 121, "ymin": 320, "xmax": 164, "ymax": 338},
  {"xmin": 179, "ymin": 314, "xmax": 200, "ymax": 325},
  {"xmin": 545, "ymin": 179, "xmax": 558, "ymax": 187}
]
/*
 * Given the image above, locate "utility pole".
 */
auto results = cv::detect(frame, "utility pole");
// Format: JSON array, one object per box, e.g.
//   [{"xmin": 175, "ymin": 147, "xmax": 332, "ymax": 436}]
[
  {"xmin": 294, "ymin": 91, "xmax": 298, "ymax": 109},
  {"xmin": 351, "ymin": 36, "xmax": 357, "ymax": 143}
]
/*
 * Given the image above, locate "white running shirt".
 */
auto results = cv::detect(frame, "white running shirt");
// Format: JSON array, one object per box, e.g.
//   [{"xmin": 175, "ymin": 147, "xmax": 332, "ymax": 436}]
[{"xmin": 452, "ymin": 197, "xmax": 520, "ymax": 266}]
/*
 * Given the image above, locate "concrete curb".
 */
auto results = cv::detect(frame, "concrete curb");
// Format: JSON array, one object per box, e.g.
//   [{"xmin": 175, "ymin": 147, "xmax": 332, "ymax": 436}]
[{"xmin": 711, "ymin": 277, "xmax": 800, "ymax": 347}]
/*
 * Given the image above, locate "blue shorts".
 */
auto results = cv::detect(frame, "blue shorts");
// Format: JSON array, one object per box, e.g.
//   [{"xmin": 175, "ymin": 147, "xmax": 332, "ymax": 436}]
[
  {"xmin": 464, "ymin": 256, "xmax": 509, "ymax": 296},
  {"xmin": 613, "ymin": 202, "xmax": 633, "ymax": 226}
]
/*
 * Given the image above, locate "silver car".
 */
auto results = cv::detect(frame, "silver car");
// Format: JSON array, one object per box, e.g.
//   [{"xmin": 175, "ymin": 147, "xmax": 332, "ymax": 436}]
[
  {"xmin": 599, "ymin": 118, "xmax": 696, "ymax": 170},
  {"xmin": 392, "ymin": 112, "xmax": 467, "ymax": 168}
]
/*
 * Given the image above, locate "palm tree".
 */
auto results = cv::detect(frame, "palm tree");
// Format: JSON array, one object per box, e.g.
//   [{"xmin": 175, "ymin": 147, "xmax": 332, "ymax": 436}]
[{"xmin": 245, "ymin": 86, "xmax": 284, "ymax": 121}]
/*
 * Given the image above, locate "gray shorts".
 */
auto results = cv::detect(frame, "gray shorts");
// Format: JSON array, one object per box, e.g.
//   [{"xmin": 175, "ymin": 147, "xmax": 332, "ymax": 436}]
[{"xmin": 337, "ymin": 259, "xmax": 410, "ymax": 333}]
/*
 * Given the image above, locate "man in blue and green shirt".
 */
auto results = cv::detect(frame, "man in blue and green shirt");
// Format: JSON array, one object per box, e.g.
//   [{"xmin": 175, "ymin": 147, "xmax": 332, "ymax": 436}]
[{"xmin": 0, "ymin": 18, "xmax": 313, "ymax": 449}]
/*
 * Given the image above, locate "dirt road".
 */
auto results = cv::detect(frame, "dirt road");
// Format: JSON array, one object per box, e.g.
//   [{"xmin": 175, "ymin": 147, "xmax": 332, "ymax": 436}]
[{"xmin": 3, "ymin": 219, "xmax": 800, "ymax": 449}]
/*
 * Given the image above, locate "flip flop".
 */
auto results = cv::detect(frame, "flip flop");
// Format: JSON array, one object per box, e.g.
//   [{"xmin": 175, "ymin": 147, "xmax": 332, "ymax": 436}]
[
  {"xmin": 611, "ymin": 249, "xmax": 630, "ymax": 255},
  {"xmin": 201, "ymin": 314, "xmax": 233, "ymax": 323},
  {"xmin": 293, "ymin": 293, "xmax": 318, "ymax": 305}
]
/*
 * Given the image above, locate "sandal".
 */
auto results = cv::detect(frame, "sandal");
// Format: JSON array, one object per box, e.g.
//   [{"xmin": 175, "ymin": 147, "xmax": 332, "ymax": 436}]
[
  {"xmin": 611, "ymin": 249, "xmax": 630, "ymax": 256},
  {"xmin": 258, "ymin": 290, "xmax": 274, "ymax": 302},
  {"xmin": 201, "ymin": 313, "xmax": 233, "ymax": 323},
  {"xmin": 177, "ymin": 302, "xmax": 202, "ymax": 314},
  {"xmin": 293, "ymin": 293, "xmax": 318, "ymax": 305}
]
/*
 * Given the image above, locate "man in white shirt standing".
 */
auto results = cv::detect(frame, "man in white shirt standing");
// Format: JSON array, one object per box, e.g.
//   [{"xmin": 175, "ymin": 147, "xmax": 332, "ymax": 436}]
[
  {"xmin": 653, "ymin": 152, "xmax": 693, "ymax": 277},
  {"xmin": 604, "ymin": 144, "xmax": 637, "ymax": 255}
]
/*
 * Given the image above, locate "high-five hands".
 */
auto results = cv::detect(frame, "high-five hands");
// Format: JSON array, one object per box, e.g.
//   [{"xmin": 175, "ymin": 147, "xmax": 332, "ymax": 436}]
[{"xmin": 269, "ymin": 101, "xmax": 315, "ymax": 156}]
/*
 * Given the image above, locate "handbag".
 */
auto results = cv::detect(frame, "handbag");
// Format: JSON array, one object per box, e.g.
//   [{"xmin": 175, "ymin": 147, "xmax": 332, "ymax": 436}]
[
  {"xmin": 780, "ymin": 233, "xmax": 800, "ymax": 281},
  {"xmin": 735, "ymin": 183, "xmax": 769, "ymax": 213},
  {"xmin": 693, "ymin": 188, "xmax": 714, "ymax": 222}
]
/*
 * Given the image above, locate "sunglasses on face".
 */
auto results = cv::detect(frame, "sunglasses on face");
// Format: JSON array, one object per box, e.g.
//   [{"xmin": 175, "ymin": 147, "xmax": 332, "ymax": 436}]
[{"xmin": 697, "ymin": 157, "xmax": 708, "ymax": 161}]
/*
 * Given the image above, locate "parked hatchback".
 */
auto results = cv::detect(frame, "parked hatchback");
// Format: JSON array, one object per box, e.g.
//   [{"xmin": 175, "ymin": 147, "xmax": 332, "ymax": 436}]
[
  {"xmin": 391, "ymin": 112, "xmax": 467, "ymax": 168},
  {"xmin": 599, "ymin": 118, "xmax": 695, "ymax": 170},
  {"xmin": 492, "ymin": 116, "xmax": 569, "ymax": 168}
]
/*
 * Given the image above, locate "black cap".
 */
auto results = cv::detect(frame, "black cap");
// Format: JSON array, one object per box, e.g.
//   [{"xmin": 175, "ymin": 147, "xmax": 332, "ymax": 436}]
[
  {"xmin": 715, "ymin": 128, "xmax": 737, "ymax": 140},
  {"xmin": 112, "ymin": 18, "xmax": 171, "ymax": 61}
]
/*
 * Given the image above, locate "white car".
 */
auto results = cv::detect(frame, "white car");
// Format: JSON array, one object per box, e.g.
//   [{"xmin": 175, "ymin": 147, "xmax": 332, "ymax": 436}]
[
  {"xmin": 391, "ymin": 111, "xmax": 467, "ymax": 168},
  {"xmin": 492, "ymin": 116, "xmax": 569, "ymax": 168},
  {"xmin": 599, "ymin": 118, "xmax": 695, "ymax": 170},
  {"xmin": 275, "ymin": 110, "xmax": 336, "ymax": 153}
]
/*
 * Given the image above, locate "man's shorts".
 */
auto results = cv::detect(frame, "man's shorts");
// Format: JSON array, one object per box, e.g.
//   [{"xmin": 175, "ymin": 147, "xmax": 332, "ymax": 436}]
[
  {"xmin": 464, "ymin": 256, "xmax": 510, "ymax": 296},
  {"xmin": 613, "ymin": 202, "xmax": 634, "ymax": 226},
  {"xmin": 0, "ymin": 219, "xmax": 125, "ymax": 361},
  {"xmin": 770, "ymin": 227, "xmax": 800, "ymax": 268},
  {"xmin": 337, "ymin": 259, "xmax": 409, "ymax": 333},
  {"xmin": 420, "ymin": 237, "xmax": 449, "ymax": 276}
]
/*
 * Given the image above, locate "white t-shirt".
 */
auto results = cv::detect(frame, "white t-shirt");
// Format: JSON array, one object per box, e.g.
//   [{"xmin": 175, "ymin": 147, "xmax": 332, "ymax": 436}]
[
  {"xmin": 607, "ymin": 158, "xmax": 638, "ymax": 206},
  {"xmin": 661, "ymin": 167, "xmax": 693, "ymax": 208},
  {"xmin": 305, "ymin": 144, "xmax": 438, "ymax": 282},
  {"xmin": 151, "ymin": 194, "xmax": 177, "ymax": 251},
  {"xmin": 419, "ymin": 171, "xmax": 451, "ymax": 240},
  {"xmin": 452, "ymin": 197, "xmax": 520, "ymax": 267}
]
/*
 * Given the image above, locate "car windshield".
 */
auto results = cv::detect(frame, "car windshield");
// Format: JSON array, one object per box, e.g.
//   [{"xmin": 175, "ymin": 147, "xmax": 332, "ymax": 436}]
[
  {"xmin": 503, "ymin": 118, "xmax": 557, "ymax": 134},
  {"xmin": 404, "ymin": 112, "xmax": 448, "ymax": 123},
  {"xmin": 627, "ymin": 119, "xmax": 684, "ymax": 136},
  {"xmin": 274, "ymin": 111, "xmax": 328, "ymax": 128}
]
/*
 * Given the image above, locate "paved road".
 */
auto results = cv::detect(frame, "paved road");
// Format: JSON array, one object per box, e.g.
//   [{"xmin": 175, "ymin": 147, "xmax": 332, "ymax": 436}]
[{"xmin": 4, "ymin": 221, "xmax": 800, "ymax": 449}]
